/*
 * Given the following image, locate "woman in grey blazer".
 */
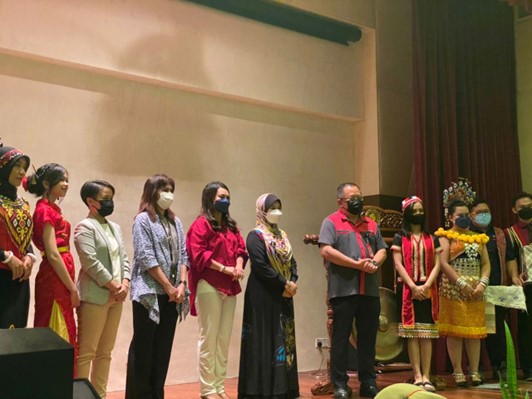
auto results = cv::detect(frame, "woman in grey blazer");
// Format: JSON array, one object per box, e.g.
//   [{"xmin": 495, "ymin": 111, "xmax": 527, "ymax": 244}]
[{"xmin": 74, "ymin": 180, "xmax": 131, "ymax": 398}]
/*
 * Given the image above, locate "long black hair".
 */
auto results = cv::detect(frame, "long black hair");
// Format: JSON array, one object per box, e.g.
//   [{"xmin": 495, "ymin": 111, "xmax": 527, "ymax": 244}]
[
  {"xmin": 448, "ymin": 199, "xmax": 468, "ymax": 219},
  {"xmin": 200, "ymin": 181, "xmax": 238, "ymax": 233},
  {"xmin": 401, "ymin": 201, "xmax": 428, "ymax": 237},
  {"xmin": 26, "ymin": 163, "xmax": 67, "ymax": 197}
]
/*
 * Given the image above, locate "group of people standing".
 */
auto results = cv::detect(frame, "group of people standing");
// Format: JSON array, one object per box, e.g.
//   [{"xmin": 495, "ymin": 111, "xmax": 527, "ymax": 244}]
[
  {"xmin": 397, "ymin": 193, "xmax": 532, "ymax": 392},
  {"xmin": 318, "ymin": 182, "xmax": 531, "ymax": 399},
  {"xmin": 0, "ymin": 143, "xmax": 300, "ymax": 399},
  {"xmin": 1, "ymin": 141, "xmax": 531, "ymax": 399},
  {"xmin": 0, "ymin": 143, "xmax": 132, "ymax": 397}
]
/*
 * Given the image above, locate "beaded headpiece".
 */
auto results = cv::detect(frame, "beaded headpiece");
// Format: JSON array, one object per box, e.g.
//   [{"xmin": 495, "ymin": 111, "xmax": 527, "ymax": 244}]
[
  {"xmin": 0, "ymin": 140, "xmax": 30, "ymax": 200},
  {"xmin": 443, "ymin": 177, "xmax": 476, "ymax": 226},
  {"xmin": 401, "ymin": 196, "xmax": 423, "ymax": 213},
  {"xmin": 0, "ymin": 140, "xmax": 27, "ymax": 171}
]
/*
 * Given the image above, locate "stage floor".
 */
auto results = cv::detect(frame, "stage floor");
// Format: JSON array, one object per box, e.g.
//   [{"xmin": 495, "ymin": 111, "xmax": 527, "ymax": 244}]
[{"xmin": 107, "ymin": 370, "xmax": 532, "ymax": 398}]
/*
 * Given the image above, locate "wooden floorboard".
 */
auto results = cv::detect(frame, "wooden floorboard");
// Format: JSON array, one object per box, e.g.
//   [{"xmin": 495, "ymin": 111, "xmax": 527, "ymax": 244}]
[{"xmin": 107, "ymin": 370, "xmax": 532, "ymax": 398}]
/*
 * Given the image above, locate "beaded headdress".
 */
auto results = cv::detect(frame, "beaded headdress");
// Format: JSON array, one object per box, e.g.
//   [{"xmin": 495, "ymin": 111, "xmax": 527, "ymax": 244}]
[
  {"xmin": 401, "ymin": 196, "xmax": 423, "ymax": 213},
  {"xmin": 442, "ymin": 177, "xmax": 476, "ymax": 226}
]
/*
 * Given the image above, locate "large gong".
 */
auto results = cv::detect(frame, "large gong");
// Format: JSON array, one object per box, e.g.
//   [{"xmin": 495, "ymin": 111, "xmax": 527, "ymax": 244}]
[{"xmin": 350, "ymin": 287, "xmax": 404, "ymax": 362}]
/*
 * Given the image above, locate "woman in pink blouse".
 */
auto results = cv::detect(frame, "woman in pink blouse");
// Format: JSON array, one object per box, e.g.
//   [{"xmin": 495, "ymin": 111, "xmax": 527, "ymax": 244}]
[{"xmin": 187, "ymin": 181, "xmax": 247, "ymax": 399}]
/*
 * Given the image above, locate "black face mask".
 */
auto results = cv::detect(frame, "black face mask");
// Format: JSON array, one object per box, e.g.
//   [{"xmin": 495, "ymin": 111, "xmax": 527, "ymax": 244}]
[
  {"xmin": 410, "ymin": 214, "xmax": 425, "ymax": 225},
  {"xmin": 454, "ymin": 215, "xmax": 471, "ymax": 229},
  {"xmin": 347, "ymin": 198, "xmax": 364, "ymax": 216},
  {"xmin": 214, "ymin": 198, "xmax": 230, "ymax": 214},
  {"xmin": 518, "ymin": 207, "xmax": 532, "ymax": 220},
  {"xmin": 97, "ymin": 199, "xmax": 114, "ymax": 217}
]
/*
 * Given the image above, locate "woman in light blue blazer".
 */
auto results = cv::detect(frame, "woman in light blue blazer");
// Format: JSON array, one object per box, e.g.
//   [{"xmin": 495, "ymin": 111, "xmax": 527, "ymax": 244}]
[{"xmin": 74, "ymin": 180, "xmax": 131, "ymax": 398}]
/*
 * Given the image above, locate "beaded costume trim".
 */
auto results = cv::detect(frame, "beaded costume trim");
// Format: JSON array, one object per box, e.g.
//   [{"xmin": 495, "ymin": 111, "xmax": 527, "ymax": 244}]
[
  {"xmin": 0, "ymin": 196, "xmax": 33, "ymax": 254},
  {"xmin": 0, "ymin": 149, "xmax": 23, "ymax": 169}
]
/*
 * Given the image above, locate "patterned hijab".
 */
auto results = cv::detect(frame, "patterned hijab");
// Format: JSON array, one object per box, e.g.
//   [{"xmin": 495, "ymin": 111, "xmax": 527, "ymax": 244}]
[
  {"xmin": 0, "ymin": 143, "xmax": 33, "ymax": 255},
  {"xmin": 255, "ymin": 193, "xmax": 293, "ymax": 280},
  {"xmin": 0, "ymin": 144, "xmax": 30, "ymax": 201}
]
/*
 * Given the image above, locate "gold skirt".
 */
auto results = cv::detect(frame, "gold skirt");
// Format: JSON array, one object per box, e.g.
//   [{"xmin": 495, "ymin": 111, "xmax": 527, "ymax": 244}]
[{"xmin": 438, "ymin": 257, "xmax": 487, "ymax": 338}]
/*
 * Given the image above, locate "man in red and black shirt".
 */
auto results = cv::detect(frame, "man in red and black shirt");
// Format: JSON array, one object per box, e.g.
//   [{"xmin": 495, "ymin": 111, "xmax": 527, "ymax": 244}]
[
  {"xmin": 319, "ymin": 183, "xmax": 387, "ymax": 399},
  {"xmin": 505, "ymin": 192, "xmax": 532, "ymax": 380}
]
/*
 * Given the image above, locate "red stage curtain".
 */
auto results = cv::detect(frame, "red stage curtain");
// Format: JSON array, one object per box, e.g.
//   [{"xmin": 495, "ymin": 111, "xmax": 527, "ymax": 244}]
[
  {"xmin": 412, "ymin": 0, "xmax": 522, "ymax": 374},
  {"xmin": 413, "ymin": 0, "xmax": 522, "ymax": 231}
]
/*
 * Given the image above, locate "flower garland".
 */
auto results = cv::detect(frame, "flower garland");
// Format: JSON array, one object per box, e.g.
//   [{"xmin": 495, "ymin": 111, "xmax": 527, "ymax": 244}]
[
  {"xmin": 435, "ymin": 228, "xmax": 489, "ymax": 259},
  {"xmin": 434, "ymin": 228, "xmax": 489, "ymax": 244}
]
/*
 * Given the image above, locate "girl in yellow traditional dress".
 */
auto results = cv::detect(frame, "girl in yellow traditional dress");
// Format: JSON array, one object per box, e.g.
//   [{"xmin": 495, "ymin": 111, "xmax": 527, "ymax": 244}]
[{"xmin": 436, "ymin": 199, "xmax": 490, "ymax": 387}]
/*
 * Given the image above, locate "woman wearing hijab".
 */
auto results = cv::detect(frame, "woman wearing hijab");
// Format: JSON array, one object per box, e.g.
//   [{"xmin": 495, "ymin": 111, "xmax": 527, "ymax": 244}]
[
  {"xmin": 0, "ymin": 143, "xmax": 35, "ymax": 329},
  {"xmin": 238, "ymin": 193, "xmax": 299, "ymax": 399}
]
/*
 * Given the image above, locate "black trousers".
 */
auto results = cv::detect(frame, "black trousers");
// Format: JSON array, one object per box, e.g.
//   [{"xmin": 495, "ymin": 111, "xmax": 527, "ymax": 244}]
[
  {"xmin": 125, "ymin": 296, "xmax": 178, "ymax": 399},
  {"xmin": 330, "ymin": 295, "xmax": 380, "ymax": 389},
  {"xmin": 0, "ymin": 269, "xmax": 29, "ymax": 328},
  {"xmin": 518, "ymin": 285, "xmax": 532, "ymax": 373},
  {"xmin": 485, "ymin": 305, "xmax": 507, "ymax": 369}
]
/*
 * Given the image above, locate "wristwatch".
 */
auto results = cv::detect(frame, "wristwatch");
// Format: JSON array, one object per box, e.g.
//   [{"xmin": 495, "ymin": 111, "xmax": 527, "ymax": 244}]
[
  {"xmin": 371, "ymin": 260, "xmax": 379, "ymax": 267},
  {"xmin": 177, "ymin": 280, "xmax": 187, "ymax": 287}
]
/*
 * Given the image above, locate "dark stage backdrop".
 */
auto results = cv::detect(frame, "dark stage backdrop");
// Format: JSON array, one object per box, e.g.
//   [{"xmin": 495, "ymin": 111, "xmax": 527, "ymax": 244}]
[
  {"xmin": 412, "ymin": 0, "xmax": 523, "ymax": 375},
  {"xmin": 412, "ymin": 0, "xmax": 522, "ymax": 231}
]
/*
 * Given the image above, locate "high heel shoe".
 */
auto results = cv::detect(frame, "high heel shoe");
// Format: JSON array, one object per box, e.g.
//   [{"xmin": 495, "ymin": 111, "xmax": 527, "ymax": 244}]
[
  {"xmin": 452, "ymin": 372, "xmax": 468, "ymax": 387},
  {"xmin": 470, "ymin": 371, "xmax": 483, "ymax": 386}
]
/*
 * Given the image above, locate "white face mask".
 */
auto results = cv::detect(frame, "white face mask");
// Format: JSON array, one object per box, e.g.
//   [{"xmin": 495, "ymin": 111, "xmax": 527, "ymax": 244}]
[
  {"xmin": 157, "ymin": 191, "xmax": 174, "ymax": 210},
  {"xmin": 266, "ymin": 209, "xmax": 282, "ymax": 225}
]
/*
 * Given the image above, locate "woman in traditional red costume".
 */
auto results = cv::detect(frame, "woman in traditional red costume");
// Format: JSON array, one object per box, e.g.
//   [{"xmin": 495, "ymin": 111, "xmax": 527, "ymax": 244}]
[
  {"xmin": 392, "ymin": 196, "xmax": 441, "ymax": 392},
  {"xmin": 0, "ymin": 143, "xmax": 36, "ymax": 329}
]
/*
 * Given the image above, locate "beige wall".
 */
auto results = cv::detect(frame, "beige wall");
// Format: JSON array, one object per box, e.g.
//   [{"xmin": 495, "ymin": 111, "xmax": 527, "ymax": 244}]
[
  {"xmin": 0, "ymin": 0, "xmax": 379, "ymax": 392},
  {"xmin": 516, "ymin": 13, "xmax": 532, "ymax": 192}
]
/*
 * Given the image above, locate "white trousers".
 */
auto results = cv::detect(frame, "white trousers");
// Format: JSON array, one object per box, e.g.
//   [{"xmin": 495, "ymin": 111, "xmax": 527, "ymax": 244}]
[{"xmin": 196, "ymin": 280, "xmax": 237, "ymax": 396}]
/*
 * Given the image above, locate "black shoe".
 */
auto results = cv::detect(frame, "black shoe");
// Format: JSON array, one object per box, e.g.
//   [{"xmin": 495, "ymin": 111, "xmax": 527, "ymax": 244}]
[
  {"xmin": 359, "ymin": 385, "xmax": 380, "ymax": 398},
  {"xmin": 333, "ymin": 387, "xmax": 352, "ymax": 399}
]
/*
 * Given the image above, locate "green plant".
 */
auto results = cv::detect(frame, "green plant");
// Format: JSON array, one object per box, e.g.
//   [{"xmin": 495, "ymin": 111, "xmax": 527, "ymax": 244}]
[{"xmin": 500, "ymin": 321, "xmax": 529, "ymax": 399}]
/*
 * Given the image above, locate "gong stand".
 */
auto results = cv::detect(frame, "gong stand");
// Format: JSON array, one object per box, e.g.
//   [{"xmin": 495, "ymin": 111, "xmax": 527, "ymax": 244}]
[{"xmin": 303, "ymin": 234, "xmax": 334, "ymax": 396}]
